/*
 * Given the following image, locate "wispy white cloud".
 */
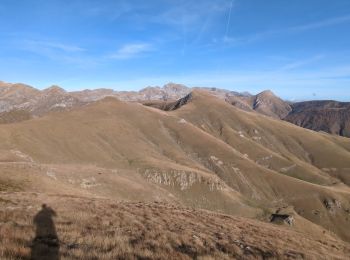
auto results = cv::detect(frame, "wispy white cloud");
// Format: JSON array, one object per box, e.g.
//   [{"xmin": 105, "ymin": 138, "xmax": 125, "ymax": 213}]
[
  {"xmin": 25, "ymin": 40, "xmax": 85, "ymax": 52},
  {"xmin": 155, "ymin": 0, "xmax": 232, "ymax": 32},
  {"xmin": 279, "ymin": 55, "xmax": 325, "ymax": 71},
  {"xmin": 109, "ymin": 43, "xmax": 153, "ymax": 59},
  {"xmin": 225, "ymin": 0, "xmax": 235, "ymax": 38},
  {"xmin": 84, "ymin": 2, "xmax": 139, "ymax": 21},
  {"xmin": 289, "ymin": 15, "xmax": 350, "ymax": 32},
  {"xmin": 16, "ymin": 39, "xmax": 99, "ymax": 68},
  {"xmin": 153, "ymin": 0, "xmax": 233, "ymax": 54},
  {"xmin": 223, "ymin": 14, "xmax": 350, "ymax": 46}
]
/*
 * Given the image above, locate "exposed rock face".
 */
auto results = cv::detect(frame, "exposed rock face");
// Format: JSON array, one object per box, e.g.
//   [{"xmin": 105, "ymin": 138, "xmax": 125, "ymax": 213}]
[
  {"xmin": 143, "ymin": 93, "xmax": 193, "ymax": 111},
  {"xmin": 163, "ymin": 83, "xmax": 191, "ymax": 99},
  {"xmin": 323, "ymin": 198, "xmax": 342, "ymax": 214},
  {"xmin": 0, "ymin": 82, "xmax": 82, "ymax": 116},
  {"xmin": 141, "ymin": 168, "xmax": 226, "ymax": 191},
  {"xmin": 70, "ymin": 83, "xmax": 191, "ymax": 102},
  {"xmin": 30, "ymin": 86, "xmax": 83, "ymax": 116},
  {"xmin": 0, "ymin": 82, "xmax": 40, "ymax": 112},
  {"xmin": 270, "ymin": 214, "xmax": 294, "ymax": 226},
  {"xmin": 284, "ymin": 101, "xmax": 350, "ymax": 137}
]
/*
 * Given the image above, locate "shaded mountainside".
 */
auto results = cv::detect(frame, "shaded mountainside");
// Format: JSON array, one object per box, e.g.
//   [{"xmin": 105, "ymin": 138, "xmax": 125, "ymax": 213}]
[
  {"xmin": 284, "ymin": 100, "xmax": 350, "ymax": 137},
  {"xmin": 0, "ymin": 109, "xmax": 32, "ymax": 124},
  {"xmin": 0, "ymin": 90, "xmax": 350, "ymax": 245},
  {"xmin": 143, "ymin": 93, "xmax": 193, "ymax": 111}
]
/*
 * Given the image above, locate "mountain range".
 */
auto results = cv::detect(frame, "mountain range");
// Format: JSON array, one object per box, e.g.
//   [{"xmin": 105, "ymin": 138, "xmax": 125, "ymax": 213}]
[
  {"xmin": 1, "ymin": 80, "xmax": 350, "ymax": 259},
  {"xmin": 1, "ymin": 80, "xmax": 349, "ymax": 138}
]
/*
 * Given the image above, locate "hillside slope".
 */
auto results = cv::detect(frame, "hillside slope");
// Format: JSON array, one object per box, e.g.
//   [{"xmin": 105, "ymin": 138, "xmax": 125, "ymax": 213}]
[
  {"xmin": 0, "ymin": 91, "xmax": 350, "ymax": 244},
  {"xmin": 1, "ymin": 193, "xmax": 349, "ymax": 260}
]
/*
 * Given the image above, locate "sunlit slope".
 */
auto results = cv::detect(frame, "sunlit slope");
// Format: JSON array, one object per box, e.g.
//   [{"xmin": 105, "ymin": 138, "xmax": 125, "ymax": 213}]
[
  {"xmin": 1, "ymin": 193, "xmax": 349, "ymax": 260},
  {"xmin": 0, "ymin": 93, "xmax": 349, "ymax": 241},
  {"xmin": 0, "ymin": 97, "xmax": 257, "ymax": 217},
  {"xmin": 168, "ymin": 91, "xmax": 350, "ymax": 241}
]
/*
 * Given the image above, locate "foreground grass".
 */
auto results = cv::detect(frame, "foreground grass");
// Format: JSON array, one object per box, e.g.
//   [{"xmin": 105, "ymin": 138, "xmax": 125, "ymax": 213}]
[{"xmin": 0, "ymin": 192, "xmax": 349, "ymax": 260}]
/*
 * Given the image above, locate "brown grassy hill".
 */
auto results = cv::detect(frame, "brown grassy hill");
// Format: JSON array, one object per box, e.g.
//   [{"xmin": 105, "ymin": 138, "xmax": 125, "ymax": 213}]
[
  {"xmin": 1, "ymin": 193, "xmax": 349, "ymax": 260},
  {"xmin": 144, "ymin": 90, "xmax": 350, "ymax": 240},
  {"xmin": 144, "ymin": 89, "xmax": 292, "ymax": 119},
  {"xmin": 0, "ymin": 90, "xmax": 350, "ymax": 256},
  {"xmin": 0, "ymin": 89, "xmax": 350, "ymax": 259},
  {"xmin": 0, "ymin": 96, "xmax": 257, "ymax": 218},
  {"xmin": 0, "ymin": 110, "xmax": 32, "ymax": 124}
]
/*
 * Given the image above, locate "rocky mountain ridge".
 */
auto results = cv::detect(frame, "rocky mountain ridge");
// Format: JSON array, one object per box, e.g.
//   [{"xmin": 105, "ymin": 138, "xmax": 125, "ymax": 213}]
[{"xmin": 1, "ymin": 80, "xmax": 349, "ymax": 137}]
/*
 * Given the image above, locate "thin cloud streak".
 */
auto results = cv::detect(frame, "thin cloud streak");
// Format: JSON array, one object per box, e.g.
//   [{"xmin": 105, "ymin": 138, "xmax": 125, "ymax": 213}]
[
  {"xmin": 225, "ymin": 0, "xmax": 234, "ymax": 38},
  {"xmin": 15, "ymin": 39, "xmax": 99, "ymax": 68},
  {"xmin": 289, "ymin": 14, "xmax": 350, "ymax": 32},
  {"xmin": 25, "ymin": 40, "xmax": 85, "ymax": 52},
  {"xmin": 224, "ymin": 14, "xmax": 350, "ymax": 46},
  {"xmin": 154, "ymin": 1, "xmax": 231, "ymax": 29},
  {"xmin": 109, "ymin": 43, "xmax": 153, "ymax": 59},
  {"xmin": 279, "ymin": 55, "xmax": 325, "ymax": 71}
]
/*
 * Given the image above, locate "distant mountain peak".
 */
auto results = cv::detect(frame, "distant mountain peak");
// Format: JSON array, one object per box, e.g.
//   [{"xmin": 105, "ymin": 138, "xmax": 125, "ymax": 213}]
[
  {"xmin": 257, "ymin": 90, "xmax": 276, "ymax": 97},
  {"xmin": 163, "ymin": 82, "xmax": 189, "ymax": 90},
  {"xmin": 43, "ymin": 85, "xmax": 66, "ymax": 93}
]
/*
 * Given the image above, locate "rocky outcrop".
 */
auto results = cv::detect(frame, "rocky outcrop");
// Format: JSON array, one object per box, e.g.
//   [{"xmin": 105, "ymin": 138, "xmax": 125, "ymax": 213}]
[
  {"xmin": 0, "ymin": 82, "xmax": 83, "ymax": 116},
  {"xmin": 270, "ymin": 213, "xmax": 294, "ymax": 226},
  {"xmin": 323, "ymin": 198, "xmax": 342, "ymax": 214},
  {"xmin": 141, "ymin": 168, "xmax": 226, "ymax": 191}
]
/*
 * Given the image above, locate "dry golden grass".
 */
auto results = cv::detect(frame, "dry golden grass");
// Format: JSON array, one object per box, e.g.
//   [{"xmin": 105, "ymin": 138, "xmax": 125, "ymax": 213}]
[
  {"xmin": 0, "ymin": 110, "xmax": 32, "ymax": 124},
  {"xmin": 0, "ymin": 90, "xmax": 350, "ymax": 256},
  {"xmin": 1, "ymin": 192, "xmax": 349, "ymax": 260}
]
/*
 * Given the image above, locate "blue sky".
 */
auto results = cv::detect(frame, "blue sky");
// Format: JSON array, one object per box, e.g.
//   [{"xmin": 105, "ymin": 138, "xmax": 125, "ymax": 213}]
[{"xmin": 1, "ymin": 0, "xmax": 350, "ymax": 100}]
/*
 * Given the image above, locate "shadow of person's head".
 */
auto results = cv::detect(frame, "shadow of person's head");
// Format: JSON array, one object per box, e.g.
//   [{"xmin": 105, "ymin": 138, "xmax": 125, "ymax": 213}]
[{"xmin": 31, "ymin": 204, "xmax": 60, "ymax": 260}]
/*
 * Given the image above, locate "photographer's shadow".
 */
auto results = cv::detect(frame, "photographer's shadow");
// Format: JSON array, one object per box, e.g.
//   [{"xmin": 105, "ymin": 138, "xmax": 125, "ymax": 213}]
[{"xmin": 31, "ymin": 204, "xmax": 60, "ymax": 260}]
